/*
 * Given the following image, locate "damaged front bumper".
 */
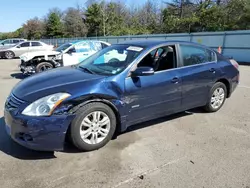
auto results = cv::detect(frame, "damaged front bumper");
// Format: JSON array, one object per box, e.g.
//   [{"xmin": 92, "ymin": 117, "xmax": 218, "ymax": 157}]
[
  {"xmin": 4, "ymin": 107, "xmax": 75, "ymax": 151},
  {"xmin": 19, "ymin": 59, "xmax": 62, "ymax": 75},
  {"xmin": 19, "ymin": 64, "xmax": 36, "ymax": 75},
  {"xmin": 19, "ymin": 60, "xmax": 35, "ymax": 75}
]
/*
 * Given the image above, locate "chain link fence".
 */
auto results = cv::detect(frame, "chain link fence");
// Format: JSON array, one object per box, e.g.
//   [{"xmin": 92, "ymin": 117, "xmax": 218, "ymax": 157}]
[{"xmin": 41, "ymin": 30, "xmax": 250, "ymax": 63}]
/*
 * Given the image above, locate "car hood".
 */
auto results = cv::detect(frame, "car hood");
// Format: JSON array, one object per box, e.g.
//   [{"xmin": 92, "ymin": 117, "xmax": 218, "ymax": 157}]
[
  {"xmin": 12, "ymin": 66, "xmax": 106, "ymax": 102},
  {"xmin": 20, "ymin": 50, "xmax": 60, "ymax": 61}
]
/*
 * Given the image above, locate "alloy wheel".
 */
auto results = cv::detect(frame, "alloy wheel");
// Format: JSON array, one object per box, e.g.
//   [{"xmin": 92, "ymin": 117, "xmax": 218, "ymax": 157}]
[
  {"xmin": 210, "ymin": 87, "xmax": 225, "ymax": 109},
  {"xmin": 80, "ymin": 111, "xmax": 111, "ymax": 145},
  {"xmin": 5, "ymin": 51, "xmax": 14, "ymax": 59}
]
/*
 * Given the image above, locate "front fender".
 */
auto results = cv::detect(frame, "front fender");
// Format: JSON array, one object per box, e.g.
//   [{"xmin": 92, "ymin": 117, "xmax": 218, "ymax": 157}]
[
  {"xmin": 68, "ymin": 97, "xmax": 121, "ymax": 114},
  {"xmin": 66, "ymin": 97, "xmax": 126, "ymax": 133}
]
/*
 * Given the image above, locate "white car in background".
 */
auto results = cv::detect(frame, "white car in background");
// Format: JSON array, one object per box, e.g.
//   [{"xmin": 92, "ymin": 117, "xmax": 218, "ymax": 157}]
[
  {"xmin": 19, "ymin": 40, "xmax": 111, "ymax": 74},
  {"xmin": 0, "ymin": 41, "xmax": 53, "ymax": 59}
]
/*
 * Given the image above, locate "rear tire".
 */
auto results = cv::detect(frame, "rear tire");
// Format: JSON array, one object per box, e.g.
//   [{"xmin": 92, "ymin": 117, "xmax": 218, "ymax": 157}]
[
  {"xmin": 70, "ymin": 102, "xmax": 116, "ymax": 151},
  {"xmin": 204, "ymin": 82, "xmax": 227, "ymax": 112},
  {"xmin": 5, "ymin": 51, "xmax": 15, "ymax": 59},
  {"xmin": 35, "ymin": 62, "xmax": 53, "ymax": 73}
]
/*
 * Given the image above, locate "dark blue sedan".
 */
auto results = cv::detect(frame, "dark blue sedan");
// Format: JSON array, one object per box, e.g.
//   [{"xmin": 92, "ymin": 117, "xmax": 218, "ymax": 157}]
[{"xmin": 4, "ymin": 40, "xmax": 239, "ymax": 151}]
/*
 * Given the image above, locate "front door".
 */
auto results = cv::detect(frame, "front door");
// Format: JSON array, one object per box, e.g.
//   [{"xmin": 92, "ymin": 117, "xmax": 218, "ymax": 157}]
[
  {"xmin": 177, "ymin": 44, "xmax": 220, "ymax": 109},
  {"xmin": 124, "ymin": 45, "xmax": 182, "ymax": 124},
  {"xmin": 15, "ymin": 42, "xmax": 31, "ymax": 56},
  {"xmin": 62, "ymin": 46, "xmax": 79, "ymax": 66}
]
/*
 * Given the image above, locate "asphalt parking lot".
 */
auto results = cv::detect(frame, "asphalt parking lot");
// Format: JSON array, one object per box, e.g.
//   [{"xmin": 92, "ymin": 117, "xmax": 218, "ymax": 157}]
[{"xmin": 0, "ymin": 59, "xmax": 249, "ymax": 188}]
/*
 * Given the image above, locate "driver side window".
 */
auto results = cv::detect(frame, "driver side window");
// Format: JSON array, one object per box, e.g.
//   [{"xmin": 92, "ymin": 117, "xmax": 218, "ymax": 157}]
[
  {"xmin": 20, "ymin": 42, "xmax": 30, "ymax": 47},
  {"xmin": 137, "ymin": 45, "xmax": 176, "ymax": 72}
]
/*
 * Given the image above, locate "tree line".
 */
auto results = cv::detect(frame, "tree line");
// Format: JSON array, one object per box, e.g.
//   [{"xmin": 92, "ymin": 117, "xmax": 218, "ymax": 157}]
[{"xmin": 1, "ymin": 0, "xmax": 250, "ymax": 40}]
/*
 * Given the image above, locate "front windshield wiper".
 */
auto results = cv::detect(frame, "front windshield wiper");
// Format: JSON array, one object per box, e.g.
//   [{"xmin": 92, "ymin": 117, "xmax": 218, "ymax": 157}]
[{"xmin": 78, "ymin": 66, "xmax": 95, "ymax": 74}]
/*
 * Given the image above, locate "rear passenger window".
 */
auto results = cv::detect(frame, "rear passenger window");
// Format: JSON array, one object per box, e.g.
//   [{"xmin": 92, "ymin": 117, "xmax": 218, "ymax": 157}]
[
  {"xmin": 180, "ymin": 45, "xmax": 216, "ymax": 66},
  {"xmin": 31, "ymin": 42, "xmax": 42, "ymax": 46}
]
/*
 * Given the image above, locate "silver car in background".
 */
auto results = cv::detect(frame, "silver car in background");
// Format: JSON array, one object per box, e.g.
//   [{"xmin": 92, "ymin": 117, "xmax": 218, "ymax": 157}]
[
  {"xmin": 0, "ymin": 38, "xmax": 27, "ymax": 48},
  {"xmin": 0, "ymin": 41, "xmax": 54, "ymax": 59}
]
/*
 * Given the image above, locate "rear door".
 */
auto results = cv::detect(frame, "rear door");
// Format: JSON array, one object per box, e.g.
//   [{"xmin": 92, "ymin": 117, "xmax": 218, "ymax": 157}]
[
  {"xmin": 177, "ymin": 44, "xmax": 219, "ymax": 109},
  {"xmin": 30, "ymin": 42, "xmax": 44, "ymax": 52}
]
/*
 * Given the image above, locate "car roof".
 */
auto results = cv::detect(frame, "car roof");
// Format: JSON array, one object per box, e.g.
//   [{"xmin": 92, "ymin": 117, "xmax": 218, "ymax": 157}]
[
  {"xmin": 71, "ymin": 40, "xmax": 109, "ymax": 44},
  {"xmin": 115, "ymin": 40, "xmax": 209, "ymax": 49},
  {"xmin": 27, "ymin": 41, "xmax": 44, "ymax": 42}
]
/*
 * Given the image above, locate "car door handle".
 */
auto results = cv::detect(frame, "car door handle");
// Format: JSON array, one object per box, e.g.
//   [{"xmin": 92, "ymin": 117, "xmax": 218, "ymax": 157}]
[
  {"xmin": 171, "ymin": 77, "xmax": 179, "ymax": 84},
  {"xmin": 209, "ymin": 68, "xmax": 216, "ymax": 73}
]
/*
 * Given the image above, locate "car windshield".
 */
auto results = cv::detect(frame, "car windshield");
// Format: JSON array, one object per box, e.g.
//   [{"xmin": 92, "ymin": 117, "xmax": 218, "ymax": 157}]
[
  {"xmin": 56, "ymin": 43, "xmax": 72, "ymax": 52},
  {"xmin": 0, "ymin": 40, "xmax": 7, "ymax": 45},
  {"xmin": 78, "ymin": 44, "xmax": 144, "ymax": 75}
]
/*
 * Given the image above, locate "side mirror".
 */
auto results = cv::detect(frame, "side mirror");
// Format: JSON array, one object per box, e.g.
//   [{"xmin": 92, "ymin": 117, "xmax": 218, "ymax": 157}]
[
  {"xmin": 131, "ymin": 66, "xmax": 154, "ymax": 77},
  {"xmin": 16, "ymin": 46, "xmax": 20, "ymax": 48},
  {"xmin": 67, "ymin": 48, "xmax": 76, "ymax": 54}
]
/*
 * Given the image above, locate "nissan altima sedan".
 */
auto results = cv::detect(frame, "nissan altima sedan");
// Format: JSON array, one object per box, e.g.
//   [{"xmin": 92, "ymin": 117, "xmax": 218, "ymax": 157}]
[
  {"xmin": 4, "ymin": 40, "xmax": 239, "ymax": 151},
  {"xmin": 0, "ymin": 41, "xmax": 54, "ymax": 59}
]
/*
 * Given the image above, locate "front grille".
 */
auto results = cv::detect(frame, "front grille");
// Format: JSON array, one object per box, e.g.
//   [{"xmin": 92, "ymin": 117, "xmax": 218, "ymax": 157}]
[{"xmin": 6, "ymin": 93, "xmax": 24, "ymax": 110}]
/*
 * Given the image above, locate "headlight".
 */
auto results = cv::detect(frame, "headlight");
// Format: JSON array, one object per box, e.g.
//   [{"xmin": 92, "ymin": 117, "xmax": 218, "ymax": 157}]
[{"xmin": 22, "ymin": 93, "xmax": 71, "ymax": 116}]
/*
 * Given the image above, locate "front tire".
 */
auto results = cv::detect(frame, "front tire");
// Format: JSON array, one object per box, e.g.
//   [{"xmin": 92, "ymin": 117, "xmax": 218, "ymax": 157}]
[
  {"xmin": 5, "ymin": 51, "xmax": 15, "ymax": 59},
  {"xmin": 35, "ymin": 62, "xmax": 53, "ymax": 73},
  {"xmin": 70, "ymin": 102, "xmax": 116, "ymax": 151},
  {"xmin": 204, "ymin": 82, "xmax": 227, "ymax": 112}
]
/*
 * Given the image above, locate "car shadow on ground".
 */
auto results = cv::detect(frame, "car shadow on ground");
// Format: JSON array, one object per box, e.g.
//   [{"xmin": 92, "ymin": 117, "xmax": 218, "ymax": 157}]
[
  {"xmin": 0, "ymin": 117, "xmax": 56, "ymax": 160},
  {"xmin": 63, "ymin": 109, "xmax": 203, "ymax": 153},
  {"xmin": 10, "ymin": 73, "xmax": 28, "ymax": 80},
  {"xmin": 125, "ymin": 111, "xmax": 192, "ymax": 133}
]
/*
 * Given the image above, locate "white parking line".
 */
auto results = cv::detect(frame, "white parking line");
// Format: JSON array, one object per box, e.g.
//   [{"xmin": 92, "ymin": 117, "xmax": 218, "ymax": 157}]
[
  {"xmin": 239, "ymin": 85, "xmax": 250, "ymax": 89},
  {"xmin": 113, "ymin": 157, "xmax": 186, "ymax": 188}
]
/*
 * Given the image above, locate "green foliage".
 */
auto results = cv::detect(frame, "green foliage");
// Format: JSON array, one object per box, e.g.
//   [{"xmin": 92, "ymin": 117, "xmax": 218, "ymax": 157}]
[
  {"xmin": 45, "ymin": 12, "xmax": 64, "ymax": 38},
  {"xmin": 1, "ymin": 0, "xmax": 250, "ymax": 40},
  {"xmin": 64, "ymin": 7, "xmax": 87, "ymax": 37},
  {"xmin": 85, "ymin": 3, "xmax": 103, "ymax": 36},
  {"xmin": 22, "ymin": 17, "xmax": 45, "ymax": 39}
]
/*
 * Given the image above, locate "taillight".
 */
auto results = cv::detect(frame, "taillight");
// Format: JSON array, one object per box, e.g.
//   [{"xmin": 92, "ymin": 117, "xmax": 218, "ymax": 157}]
[{"xmin": 229, "ymin": 59, "xmax": 239, "ymax": 70}]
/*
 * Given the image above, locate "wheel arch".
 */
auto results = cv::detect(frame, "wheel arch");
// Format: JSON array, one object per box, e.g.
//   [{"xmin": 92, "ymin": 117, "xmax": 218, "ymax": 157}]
[
  {"xmin": 216, "ymin": 78, "xmax": 231, "ymax": 98},
  {"xmin": 5, "ymin": 50, "xmax": 15, "ymax": 58},
  {"xmin": 65, "ymin": 96, "xmax": 122, "ymax": 142}
]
